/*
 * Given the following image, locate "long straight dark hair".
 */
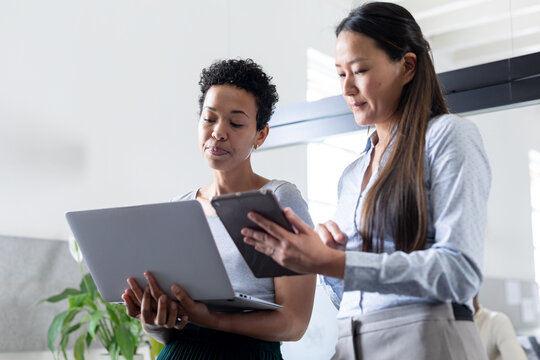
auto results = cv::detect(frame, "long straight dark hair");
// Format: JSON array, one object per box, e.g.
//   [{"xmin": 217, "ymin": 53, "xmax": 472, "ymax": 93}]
[{"xmin": 336, "ymin": 2, "xmax": 449, "ymax": 253}]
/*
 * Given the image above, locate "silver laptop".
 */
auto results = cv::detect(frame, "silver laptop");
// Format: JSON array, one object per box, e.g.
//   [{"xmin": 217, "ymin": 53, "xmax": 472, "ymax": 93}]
[{"xmin": 65, "ymin": 201, "xmax": 281, "ymax": 311}]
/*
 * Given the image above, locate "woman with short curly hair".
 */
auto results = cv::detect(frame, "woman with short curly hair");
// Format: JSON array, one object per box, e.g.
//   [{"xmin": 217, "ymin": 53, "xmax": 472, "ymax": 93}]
[
  {"xmin": 197, "ymin": 59, "xmax": 279, "ymax": 132},
  {"xmin": 123, "ymin": 58, "xmax": 315, "ymax": 360}
]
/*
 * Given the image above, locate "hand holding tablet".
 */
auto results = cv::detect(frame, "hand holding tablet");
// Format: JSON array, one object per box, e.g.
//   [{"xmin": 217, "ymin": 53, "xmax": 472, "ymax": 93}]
[{"xmin": 211, "ymin": 190, "xmax": 300, "ymax": 278}]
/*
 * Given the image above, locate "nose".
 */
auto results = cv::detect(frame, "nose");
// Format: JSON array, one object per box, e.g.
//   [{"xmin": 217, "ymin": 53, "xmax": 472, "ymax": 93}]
[
  {"xmin": 342, "ymin": 74, "xmax": 358, "ymax": 97},
  {"xmin": 212, "ymin": 120, "xmax": 227, "ymax": 141}
]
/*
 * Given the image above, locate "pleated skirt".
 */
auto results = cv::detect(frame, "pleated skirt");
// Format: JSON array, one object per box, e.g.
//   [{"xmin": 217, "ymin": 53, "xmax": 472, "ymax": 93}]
[{"xmin": 157, "ymin": 324, "xmax": 282, "ymax": 360}]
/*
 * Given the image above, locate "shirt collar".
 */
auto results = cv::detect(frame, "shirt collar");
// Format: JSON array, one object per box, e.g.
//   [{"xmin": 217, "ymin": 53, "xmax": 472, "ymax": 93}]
[
  {"xmin": 362, "ymin": 127, "xmax": 378, "ymax": 154},
  {"xmin": 361, "ymin": 124, "xmax": 398, "ymax": 168}
]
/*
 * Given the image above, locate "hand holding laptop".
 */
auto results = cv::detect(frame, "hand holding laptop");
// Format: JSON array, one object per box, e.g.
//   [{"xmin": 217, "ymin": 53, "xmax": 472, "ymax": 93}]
[
  {"xmin": 124, "ymin": 271, "xmax": 217, "ymax": 331},
  {"xmin": 123, "ymin": 274, "xmax": 186, "ymax": 331}
]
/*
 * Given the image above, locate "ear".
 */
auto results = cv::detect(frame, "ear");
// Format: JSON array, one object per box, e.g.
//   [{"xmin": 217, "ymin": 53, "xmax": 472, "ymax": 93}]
[
  {"xmin": 254, "ymin": 124, "xmax": 270, "ymax": 149},
  {"xmin": 401, "ymin": 52, "xmax": 417, "ymax": 86}
]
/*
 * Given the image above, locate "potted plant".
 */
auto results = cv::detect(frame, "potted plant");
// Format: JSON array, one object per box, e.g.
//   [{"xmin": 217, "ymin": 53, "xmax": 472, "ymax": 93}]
[{"xmin": 41, "ymin": 240, "xmax": 148, "ymax": 360}]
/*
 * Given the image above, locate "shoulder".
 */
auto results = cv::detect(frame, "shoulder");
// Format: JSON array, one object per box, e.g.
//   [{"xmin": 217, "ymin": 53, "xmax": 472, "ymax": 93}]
[
  {"xmin": 170, "ymin": 189, "xmax": 197, "ymax": 202},
  {"xmin": 265, "ymin": 179, "xmax": 314, "ymax": 227},
  {"xmin": 264, "ymin": 179, "xmax": 301, "ymax": 199},
  {"xmin": 424, "ymin": 113, "xmax": 488, "ymax": 166},
  {"xmin": 426, "ymin": 113, "xmax": 481, "ymax": 147},
  {"xmin": 480, "ymin": 308, "xmax": 513, "ymax": 329},
  {"xmin": 490, "ymin": 310, "xmax": 513, "ymax": 327}
]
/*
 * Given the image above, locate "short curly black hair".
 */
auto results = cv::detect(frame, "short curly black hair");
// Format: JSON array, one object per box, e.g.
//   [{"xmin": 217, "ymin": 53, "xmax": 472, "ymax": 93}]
[{"xmin": 198, "ymin": 58, "xmax": 279, "ymax": 131}]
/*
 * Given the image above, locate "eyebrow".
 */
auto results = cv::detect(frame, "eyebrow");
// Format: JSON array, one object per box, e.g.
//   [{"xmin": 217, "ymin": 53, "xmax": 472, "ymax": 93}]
[
  {"xmin": 335, "ymin": 57, "xmax": 368, "ymax": 67},
  {"xmin": 203, "ymin": 106, "xmax": 249, "ymax": 117}
]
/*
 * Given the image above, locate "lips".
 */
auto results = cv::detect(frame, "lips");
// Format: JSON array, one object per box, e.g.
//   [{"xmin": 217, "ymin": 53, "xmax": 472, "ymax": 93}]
[
  {"xmin": 206, "ymin": 146, "xmax": 229, "ymax": 156},
  {"xmin": 349, "ymin": 101, "xmax": 367, "ymax": 111}
]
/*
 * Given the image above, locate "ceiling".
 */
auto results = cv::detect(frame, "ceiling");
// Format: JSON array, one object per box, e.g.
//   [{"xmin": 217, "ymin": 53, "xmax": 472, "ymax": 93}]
[{"xmin": 392, "ymin": 0, "xmax": 540, "ymax": 72}]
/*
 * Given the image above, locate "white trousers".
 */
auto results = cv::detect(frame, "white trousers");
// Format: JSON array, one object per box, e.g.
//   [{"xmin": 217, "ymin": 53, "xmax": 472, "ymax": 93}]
[{"xmin": 332, "ymin": 302, "xmax": 488, "ymax": 360}]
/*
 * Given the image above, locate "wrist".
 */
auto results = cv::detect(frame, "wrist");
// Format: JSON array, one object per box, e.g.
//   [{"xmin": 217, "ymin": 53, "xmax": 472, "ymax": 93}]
[
  {"xmin": 143, "ymin": 323, "xmax": 161, "ymax": 332},
  {"xmin": 143, "ymin": 323, "xmax": 178, "ymax": 344},
  {"xmin": 143, "ymin": 323, "xmax": 165, "ymax": 337},
  {"xmin": 208, "ymin": 310, "xmax": 227, "ymax": 332},
  {"xmin": 320, "ymin": 248, "xmax": 346, "ymax": 279}
]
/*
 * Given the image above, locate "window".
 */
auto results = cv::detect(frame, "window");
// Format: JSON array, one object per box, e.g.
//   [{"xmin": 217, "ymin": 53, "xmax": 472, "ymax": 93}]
[{"xmin": 530, "ymin": 150, "xmax": 540, "ymax": 282}]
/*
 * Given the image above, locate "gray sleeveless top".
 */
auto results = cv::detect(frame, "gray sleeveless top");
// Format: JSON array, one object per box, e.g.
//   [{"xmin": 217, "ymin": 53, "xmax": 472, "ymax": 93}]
[{"xmin": 172, "ymin": 179, "xmax": 313, "ymax": 303}]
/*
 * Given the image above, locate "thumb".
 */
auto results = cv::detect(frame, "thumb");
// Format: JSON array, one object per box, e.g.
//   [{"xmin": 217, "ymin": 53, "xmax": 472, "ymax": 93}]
[
  {"xmin": 284, "ymin": 207, "xmax": 312, "ymax": 234},
  {"xmin": 171, "ymin": 284, "xmax": 195, "ymax": 309}
]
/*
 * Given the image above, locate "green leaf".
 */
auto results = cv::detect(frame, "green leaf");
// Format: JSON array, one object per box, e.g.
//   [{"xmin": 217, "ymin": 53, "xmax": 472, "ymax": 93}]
[
  {"xmin": 128, "ymin": 320, "xmax": 142, "ymax": 338},
  {"xmin": 80, "ymin": 273, "xmax": 98, "ymax": 298},
  {"xmin": 69, "ymin": 294, "xmax": 90, "ymax": 309},
  {"xmin": 44, "ymin": 271, "xmax": 146, "ymax": 360},
  {"xmin": 105, "ymin": 303, "xmax": 120, "ymax": 324},
  {"xmin": 74, "ymin": 333, "xmax": 86, "ymax": 360},
  {"xmin": 65, "ymin": 323, "xmax": 82, "ymax": 336},
  {"xmin": 85, "ymin": 331, "xmax": 93, "ymax": 348},
  {"xmin": 60, "ymin": 335, "xmax": 69, "ymax": 360},
  {"xmin": 47, "ymin": 311, "xmax": 70, "ymax": 352},
  {"xmin": 117, "ymin": 323, "xmax": 135, "ymax": 360},
  {"xmin": 150, "ymin": 337, "xmax": 165, "ymax": 360},
  {"xmin": 39, "ymin": 288, "xmax": 82, "ymax": 304},
  {"xmin": 51, "ymin": 308, "xmax": 81, "ymax": 357},
  {"xmin": 88, "ymin": 310, "xmax": 106, "ymax": 338},
  {"xmin": 109, "ymin": 343, "xmax": 120, "ymax": 360},
  {"xmin": 63, "ymin": 309, "xmax": 80, "ymax": 328}
]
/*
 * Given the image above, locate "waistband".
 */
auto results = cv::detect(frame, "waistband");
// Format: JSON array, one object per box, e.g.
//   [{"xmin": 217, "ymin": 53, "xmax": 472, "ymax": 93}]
[
  {"xmin": 452, "ymin": 302, "xmax": 473, "ymax": 321},
  {"xmin": 178, "ymin": 323, "xmax": 281, "ymax": 350},
  {"xmin": 338, "ymin": 302, "xmax": 472, "ymax": 337}
]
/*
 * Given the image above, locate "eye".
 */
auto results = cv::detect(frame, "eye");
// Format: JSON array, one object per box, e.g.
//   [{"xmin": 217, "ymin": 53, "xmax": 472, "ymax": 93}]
[
  {"xmin": 337, "ymin": 73, "xmax": 346, "ymax": 78},
  {"xmin": 354, "ymin": 69, "xmax": 367, "ymax": 75},
  {"xmin": 203, "ymin": 118, "xmax": 215, "ymax": 123},
  {"xmin": 230, "ymin": 123, "xmax": 243, "ymax": 128}
]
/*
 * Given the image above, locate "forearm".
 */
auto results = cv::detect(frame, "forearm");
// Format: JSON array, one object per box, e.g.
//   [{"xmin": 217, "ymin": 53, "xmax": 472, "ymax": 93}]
[
  {"xmin": 319, "ymin": 247, "xmax": 346, "ymax": 279},
  {"xmin": 210, "ymin": 306, "xmax": 306, "ymax": 342},
  {"xmin": 343, "ymin": 247, "xmax": 482, "ymax": 302},
  {"xmin": 203, "ymin": 274, "xmax": 316, "ymax": 342}
]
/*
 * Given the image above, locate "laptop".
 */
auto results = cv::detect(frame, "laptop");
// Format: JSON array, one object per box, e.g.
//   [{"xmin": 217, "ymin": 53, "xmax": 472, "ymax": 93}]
[{"xmin": 65, "ymin": 201, "xmax": 281, "ymax": 311}]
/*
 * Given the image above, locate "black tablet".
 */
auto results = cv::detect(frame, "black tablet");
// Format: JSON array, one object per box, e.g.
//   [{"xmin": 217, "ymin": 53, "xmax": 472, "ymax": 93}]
[{"xmin": 211, "ymin": 190, "xmax": 299, "ymax": 278}]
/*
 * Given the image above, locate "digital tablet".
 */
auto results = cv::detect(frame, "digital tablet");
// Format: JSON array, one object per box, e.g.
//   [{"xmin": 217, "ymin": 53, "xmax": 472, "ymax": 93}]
[{"xmin": 211, "ymin": 190, "xmax": 299, "ymax": 278}]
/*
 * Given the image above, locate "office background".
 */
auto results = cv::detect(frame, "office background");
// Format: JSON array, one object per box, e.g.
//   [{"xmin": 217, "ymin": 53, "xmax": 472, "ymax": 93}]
[{"xmin": 1, "ymin": 0, "xmax": 539, "ymax": 359}]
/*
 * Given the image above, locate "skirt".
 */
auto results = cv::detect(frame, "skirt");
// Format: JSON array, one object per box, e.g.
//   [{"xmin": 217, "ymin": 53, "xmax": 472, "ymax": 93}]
[
  {"xmin": 331, "ymin": 302, "xmax": 488, "ymax": 360},
  {"xmin": 157, "ymin": 324, "xmax": 282, "ymax": 360}
]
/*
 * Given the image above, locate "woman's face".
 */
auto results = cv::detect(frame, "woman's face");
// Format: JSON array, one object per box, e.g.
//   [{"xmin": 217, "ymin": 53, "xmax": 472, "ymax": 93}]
[
  {"xmin": 198, "ymin": 84, "xmax": 266, "ymax": 171},
  {"xmin": 335, "ymin": 31, "xmax": 412, "ymax": 128}
]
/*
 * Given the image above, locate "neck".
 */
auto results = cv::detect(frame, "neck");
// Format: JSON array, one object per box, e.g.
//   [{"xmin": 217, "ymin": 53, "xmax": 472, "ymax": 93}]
[
  {"xmin": 374, "ymin": 119, "xmax": 395, "ymax": 150},
  {"xmin": 208, "ymin": 162, "xmax": 267, "ymax": 197}
]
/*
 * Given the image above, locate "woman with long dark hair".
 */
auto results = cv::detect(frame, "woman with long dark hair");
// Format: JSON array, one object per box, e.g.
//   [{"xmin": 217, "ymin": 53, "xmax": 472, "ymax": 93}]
[{"xmin": 243, "ymin": 2, "xmax": 491, "ymax": 359}]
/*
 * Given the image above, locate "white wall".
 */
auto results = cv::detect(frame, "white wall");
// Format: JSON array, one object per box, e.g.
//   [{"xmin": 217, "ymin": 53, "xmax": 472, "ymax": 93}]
[
  {"xmin": 469, "ymin": 103, "xmax": 540, "ymax": 280},
  {"xmin": 0, "ymin": 1, "xmax": 351, "ymax": 358},
  {"xmin": 0, "ymin": 0, "xmax": 354, "ymax": 241}
]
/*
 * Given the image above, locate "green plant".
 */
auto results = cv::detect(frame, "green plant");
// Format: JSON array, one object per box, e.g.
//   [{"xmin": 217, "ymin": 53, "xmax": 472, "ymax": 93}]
[{"xmin": 41, "ymin": 248, "xmax": 147, "ymax": 360}]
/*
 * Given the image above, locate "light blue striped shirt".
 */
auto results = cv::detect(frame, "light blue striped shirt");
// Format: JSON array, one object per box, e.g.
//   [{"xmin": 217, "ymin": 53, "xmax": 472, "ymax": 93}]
[{"xmin": 321, "ymin": 114, "xmax": 491, "ymax": 318}]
